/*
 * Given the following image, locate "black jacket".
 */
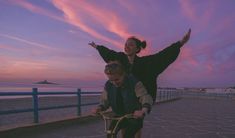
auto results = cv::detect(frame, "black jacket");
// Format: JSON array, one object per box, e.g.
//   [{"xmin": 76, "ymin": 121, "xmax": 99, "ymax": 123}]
[
  {"xmin": 97, "ymin": 41, "xmax": 182, "ymax": 101},
  {"xmin": 105, "ymin": 75, "xmax": 141, "ymax": 115},
  {"xmin": 99, "ymin": 75, "xmax": 153, "ymax": 116}
]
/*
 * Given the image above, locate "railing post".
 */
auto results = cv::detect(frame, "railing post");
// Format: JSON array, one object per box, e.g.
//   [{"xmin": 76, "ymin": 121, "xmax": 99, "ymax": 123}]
[
  {"xmin": 166, "ymin": 90, "xmax": 169, "ymax": 100},
  {"xmin": 170, "ymin": 89, "xmax": 172, "ymax": 99},
  {"xmin": 227, "ymin": 93, "xmax": 229, "ymax": 99},
  {"xmin": 163, "ymin": 90, "xmax": 165, "ymax": 100},
  {"xmin": 77, "ymin": 88, "xmax": 81, "ymax": 116},
  {"xmin": 159, "ymin": 90, "xmax": 162, "ymax": 102},
  {"xmin": 32, "ymin": 88, "xmax": 39, "ymax": 123}
]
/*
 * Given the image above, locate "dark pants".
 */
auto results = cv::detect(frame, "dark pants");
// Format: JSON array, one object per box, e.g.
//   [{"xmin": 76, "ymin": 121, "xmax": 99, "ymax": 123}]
[{"xmin": 108, "ymin": 118, "xmax": 143, "ymax": 138}]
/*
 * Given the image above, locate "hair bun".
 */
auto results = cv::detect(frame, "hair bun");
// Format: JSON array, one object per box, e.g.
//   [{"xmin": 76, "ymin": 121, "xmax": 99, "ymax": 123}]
[{"xmin": 141, "ymin": 41, "xmax": 147, "ymax": 49}]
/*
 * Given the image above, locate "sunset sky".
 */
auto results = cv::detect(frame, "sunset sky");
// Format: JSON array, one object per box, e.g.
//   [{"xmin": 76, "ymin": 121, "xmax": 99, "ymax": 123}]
[{"xmin": 0, "ymin": 0, "xmax": 235, "ymax": 89}]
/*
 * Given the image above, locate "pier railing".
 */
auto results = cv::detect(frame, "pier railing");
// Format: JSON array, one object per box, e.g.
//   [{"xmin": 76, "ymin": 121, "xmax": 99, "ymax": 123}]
[
  {"xmin": 0, "ymin": 88, "xmax": 180, "ymax": 124},
  {"xmin": 180, "ymin": 91, "xmax": 235, "ymax": 99}
]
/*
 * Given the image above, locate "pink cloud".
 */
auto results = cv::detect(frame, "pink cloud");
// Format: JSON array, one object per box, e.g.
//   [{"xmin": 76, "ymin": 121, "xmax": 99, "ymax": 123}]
[
  {"xmin": 0, "ymin": 44, "xmax": 19, "ymax": 52},
  {"xmin": 205, "ymin": 64, "xmax": 213, "ymax": 73},
  {"xmin": 179, "ymin": 0, "xmax": 215, "ymax": 31},
  {"xmin": 0, "ymin": 52, "xmax": 106, "ymax": 81},
  {"xmin": 0, "ymin": 59, "xmax": 64, "ymax": 80},
  {"xmin": 8, "ymin": 0, "xmax": 148, "ymax": 51},
  {"xmin": 0, "ymin": 55, "xmax": 49, "ymax": 79},
  {"xmin": 77, "ymin": 3, "xmax": 131, "ymax": 38},
  {"xmin": 51, "ymin": 0, "xmax": 131, "ymax": 49},
  {"xmin": 178, "ymin": 47, "xmax": 200, "ymax": 67},
  {"xmin": 179, "ymin": 0, "xmax": 197, "ymax": 21},
  {"xmin": 212, "ymin": 15, "xmax": 235, "ymax": 37}
]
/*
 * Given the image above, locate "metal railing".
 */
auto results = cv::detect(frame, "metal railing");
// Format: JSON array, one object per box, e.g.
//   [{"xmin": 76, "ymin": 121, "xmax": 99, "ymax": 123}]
[
  {"xmin": 0, "ymin": 88, "xmax": 101, "ymax": 123},
  {"xmin": 157, "ymin": 88, "xmax": 181, "ymax": 102},
  {"xmin": 181, "ymin": 91, "xmax": 235, "ymax": 99},
  {"xmin": 0, "ymin": 88, "xmax": 181, "ymax": 124}
]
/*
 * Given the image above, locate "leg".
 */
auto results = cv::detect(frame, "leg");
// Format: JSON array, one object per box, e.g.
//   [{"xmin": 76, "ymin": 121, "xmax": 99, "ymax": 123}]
[
  {"xmin": 108, "ymin": 119, "xmax": 127, "ymax": 138},
  {"xmin": 121, "ymin": 129, "xmax": 126, "ymax": 138},
  {"xmin": 107, "ymin": 120, "xmax": 118, "ymax": 138},
  {"xmin": 121, "ymin": 128, "xmax": 141, "ymax": 138},
  {"xmin": 123, "ymin": 119, "xmax": 143, "ymax": 138},
  {"xmin": 135, "ymin": 129, "xmax": 141, "ymax": 138}
]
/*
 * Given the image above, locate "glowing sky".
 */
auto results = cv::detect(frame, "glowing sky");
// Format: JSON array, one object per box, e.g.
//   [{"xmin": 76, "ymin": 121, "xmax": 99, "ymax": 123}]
[{"xmin": 0, "ymin": 0, "xmax": 235, "ymax": 89}]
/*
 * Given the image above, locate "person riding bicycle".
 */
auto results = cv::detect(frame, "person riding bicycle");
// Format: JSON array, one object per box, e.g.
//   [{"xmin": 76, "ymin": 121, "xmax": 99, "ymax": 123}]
[{"xmin": 92, "ymin": 61, "xmax": 153, "ymax": 138}]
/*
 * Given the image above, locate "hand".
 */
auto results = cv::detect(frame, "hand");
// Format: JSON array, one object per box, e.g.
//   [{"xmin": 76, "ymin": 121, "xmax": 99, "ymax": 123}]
[
  {"xmin": 88, "ymin": 41, "xmax": 97, "ymax": 49},
  {"xmin": 91, "ymin": 107, "xmax": 101, "ymax": 115},
  {"xmin": 133, "ymin": 110, "xmax": 145, "ymax": 118},
  {"xmin": 180, "ymin": 28, "xmax": 191, "ymax": 47}
]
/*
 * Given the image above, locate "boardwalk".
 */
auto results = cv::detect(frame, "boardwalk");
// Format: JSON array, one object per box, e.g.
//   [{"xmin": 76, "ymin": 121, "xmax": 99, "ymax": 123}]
[{"xmin": 1, "ymin": 97, "xmax": 235, "ymax": 138}]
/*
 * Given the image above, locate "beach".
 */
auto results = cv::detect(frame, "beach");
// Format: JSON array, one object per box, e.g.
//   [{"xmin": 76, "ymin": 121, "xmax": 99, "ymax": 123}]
[{"xmin": 0, "ymin": 95, "xmax": 100, "ymax": 130}]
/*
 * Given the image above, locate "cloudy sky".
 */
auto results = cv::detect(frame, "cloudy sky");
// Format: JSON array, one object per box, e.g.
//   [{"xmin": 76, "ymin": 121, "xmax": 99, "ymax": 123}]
[{"xmin": 0, "ymin": 0, "xmax": 235, "ymax": 89}]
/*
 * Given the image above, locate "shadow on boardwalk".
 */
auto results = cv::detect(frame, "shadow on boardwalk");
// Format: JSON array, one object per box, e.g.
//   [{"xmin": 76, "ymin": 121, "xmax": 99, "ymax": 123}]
[{"xmin": 1, "ymin": 97, "xmax": 235, "ymax": 138}]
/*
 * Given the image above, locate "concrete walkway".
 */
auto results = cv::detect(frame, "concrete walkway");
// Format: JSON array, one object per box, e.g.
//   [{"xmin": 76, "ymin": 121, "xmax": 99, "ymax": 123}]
[{"xmin": 1, "ymin": 97, "xmax": 235, "ymax": 138}]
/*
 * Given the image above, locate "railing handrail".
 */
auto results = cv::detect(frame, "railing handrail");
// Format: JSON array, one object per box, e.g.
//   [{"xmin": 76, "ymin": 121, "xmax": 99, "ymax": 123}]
[
  {"xmin": 0, "ymin": 91, "xmax": 101, "ymax": 96},
  {"xmin": 0, "ymin": 92, "xmax": 33, "ymax": 96}
]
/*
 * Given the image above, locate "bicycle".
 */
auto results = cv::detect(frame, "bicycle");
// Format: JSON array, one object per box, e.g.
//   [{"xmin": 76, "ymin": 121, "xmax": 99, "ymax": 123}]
[{"xmin": 98, "ymin": 111, "xmax": 134, "ymax": 138}]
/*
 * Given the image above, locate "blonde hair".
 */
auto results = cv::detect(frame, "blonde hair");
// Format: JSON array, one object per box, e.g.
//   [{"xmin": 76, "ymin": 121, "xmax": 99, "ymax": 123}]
[{"xmin": 104, "ymin": 62, "xmax": 125, "ymax": 75}]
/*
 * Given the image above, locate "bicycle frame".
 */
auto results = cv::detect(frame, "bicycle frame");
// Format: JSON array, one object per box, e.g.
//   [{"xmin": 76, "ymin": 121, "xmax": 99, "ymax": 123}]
[{"xmin": 98, "ymin": 111, "xmax": 133, "ymax": 138}]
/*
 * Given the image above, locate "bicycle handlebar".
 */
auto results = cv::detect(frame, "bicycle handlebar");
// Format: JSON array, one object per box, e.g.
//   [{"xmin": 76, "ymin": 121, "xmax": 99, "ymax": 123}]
[
  {"xmin": 97, "ymin": 111, "xmax": 134, "ymax": 136},
  {"xmin": 98, "ymin": 111, "xmax": 133, "ymax": 120}
]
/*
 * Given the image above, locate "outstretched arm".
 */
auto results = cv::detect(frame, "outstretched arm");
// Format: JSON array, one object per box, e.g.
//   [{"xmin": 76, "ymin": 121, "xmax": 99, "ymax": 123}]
[
  {"xmin": 88, "ymin": 41, "xmax": 117, "ymax": 62},
  {"xmin": 88, "ymin": 41, "xmax": 127, "ymax": 65},
  {"xmin": 180, "ymin": 28, "xmax": 191, "ymax": 47},
  {"xmin": 146, "ymin": 28, "xmax": 191, "ymax": 75}
]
